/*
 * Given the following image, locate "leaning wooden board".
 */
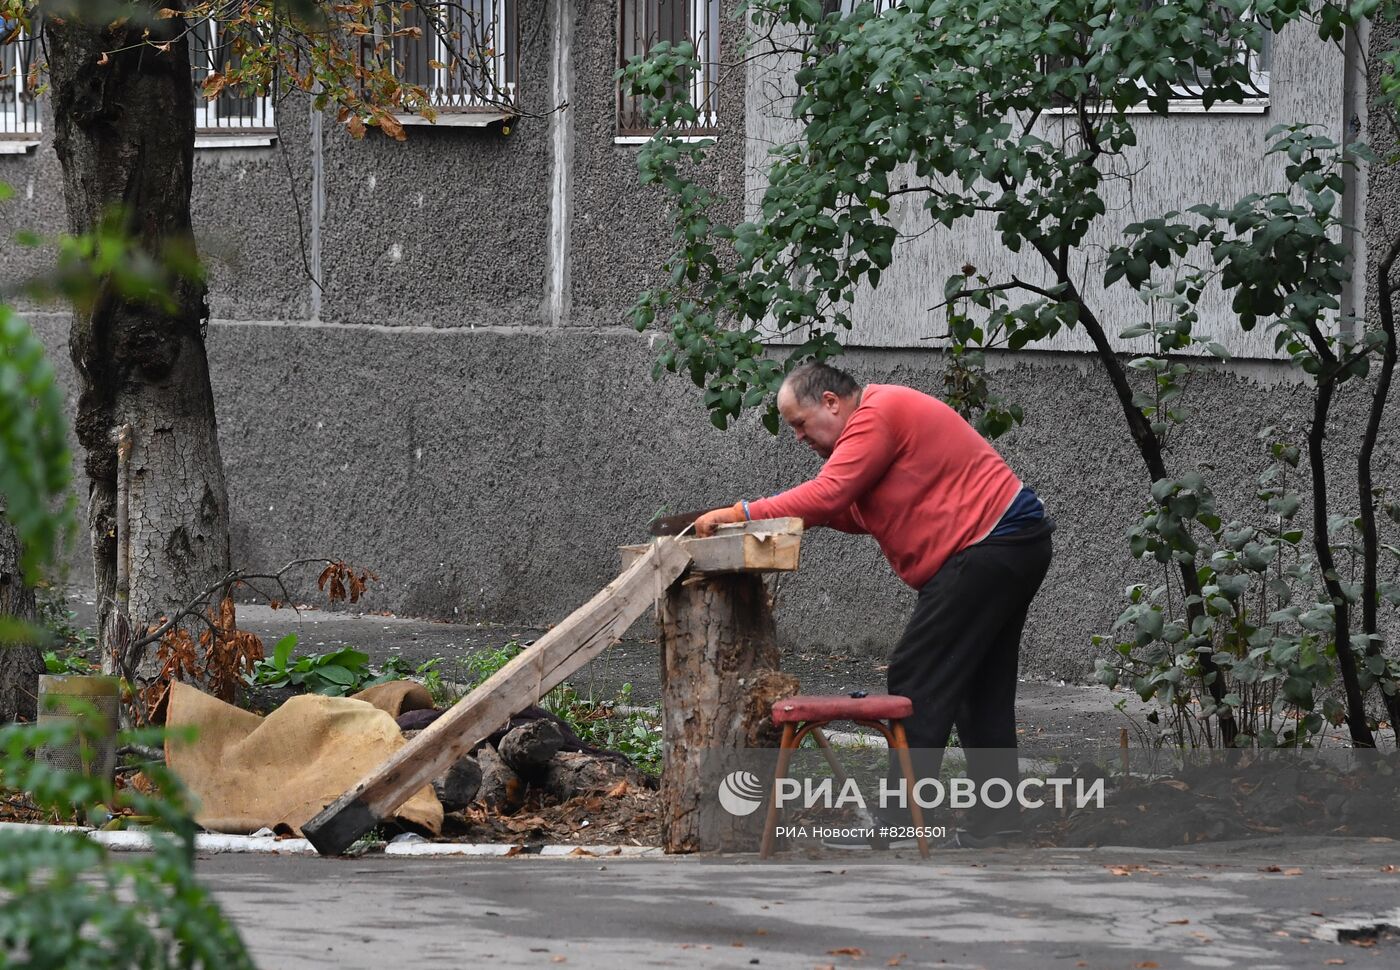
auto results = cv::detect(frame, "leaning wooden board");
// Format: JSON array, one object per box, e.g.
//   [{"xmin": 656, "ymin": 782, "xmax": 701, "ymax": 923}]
[{"xmin": 302, "ymin": 538, "xmax": 693, "ymax": 855}]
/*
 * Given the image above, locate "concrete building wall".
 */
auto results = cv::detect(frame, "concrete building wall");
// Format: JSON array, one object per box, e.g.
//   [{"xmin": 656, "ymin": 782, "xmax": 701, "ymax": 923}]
[{"xmin": 5, "ymin": 6, "xmax": 1399, "ymax": 682}]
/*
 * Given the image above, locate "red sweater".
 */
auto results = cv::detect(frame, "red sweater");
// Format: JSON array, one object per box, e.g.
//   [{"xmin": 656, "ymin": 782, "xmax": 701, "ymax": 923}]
[{"xmin": 747, "ymin": 385, "xmax": 1023, "ymax": 589}]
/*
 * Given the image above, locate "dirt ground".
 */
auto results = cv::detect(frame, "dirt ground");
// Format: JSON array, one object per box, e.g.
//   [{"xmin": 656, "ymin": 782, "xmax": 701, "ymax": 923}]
[
  {"xmin": 40, "ymin": 589, "xmax": 1392, "ymax": 850},
  {"xmin": 57, "ymin": 589, "xmax": 1161, "ymax": 747},
  {"xmin": 438, "ymin": 781, "xmax": 661, "ymax": 847}
]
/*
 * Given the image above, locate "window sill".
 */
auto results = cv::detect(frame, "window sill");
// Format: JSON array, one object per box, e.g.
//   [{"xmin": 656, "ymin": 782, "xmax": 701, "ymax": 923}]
[
  {"xmin": 614, "ymin": 134, "xmax": 719, "ymax": 146},
  {"xmin": 195, "ymin": 134, "xmax": 277, "ymax": 149},
  {"xmin": 0, "ymin": 139, "xmax": 41, "ymax": 155},
  {"xmin": 1043, "ymin": 97, "xmax": 1269, "ymax": 116},
  {"xmin": 394, "ymin": 111, "xmax": 514, "ymax": 128}
]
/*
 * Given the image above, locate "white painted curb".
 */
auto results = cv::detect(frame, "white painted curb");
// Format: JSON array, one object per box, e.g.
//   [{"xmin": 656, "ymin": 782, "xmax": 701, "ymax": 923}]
[
  {"xmin": 0, "ymin": 821, "xmax": 662, "ymax": 858},
  {"xmin": 0, "ymin": 822, "xmax": 319, "ymax": 855},
  {"xmin": 381, "ymin": 842, "xmax": 662, "ymax": 858}
]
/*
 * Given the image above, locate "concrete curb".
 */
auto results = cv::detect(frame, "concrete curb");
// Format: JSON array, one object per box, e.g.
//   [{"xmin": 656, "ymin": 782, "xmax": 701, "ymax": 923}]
[{"xmin": 0, "ymin": 821, "xmax": 662, "ymax": 858}]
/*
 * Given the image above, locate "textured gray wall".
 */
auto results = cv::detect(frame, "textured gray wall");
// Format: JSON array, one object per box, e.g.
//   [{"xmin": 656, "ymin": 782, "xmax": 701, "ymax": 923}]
[
  {"xmin": 5, "ymin": 7, "xmax": 1399, "ymax": 683},
  {"xmin": 23, "ymin": 310, "xmax": 1399, "ymax": 680}
]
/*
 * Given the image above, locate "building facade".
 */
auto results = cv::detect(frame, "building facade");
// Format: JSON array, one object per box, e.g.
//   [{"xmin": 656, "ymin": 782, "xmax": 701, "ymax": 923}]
[{"xmin": 2, "ymin": 4, "xmax": 1397, "ymax": 680}]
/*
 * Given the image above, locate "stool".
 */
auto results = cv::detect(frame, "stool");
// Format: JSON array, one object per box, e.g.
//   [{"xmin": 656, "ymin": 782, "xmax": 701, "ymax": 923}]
[{"xmin": 760, "ymin": 694, "xmax": 930, "ymax": 859}]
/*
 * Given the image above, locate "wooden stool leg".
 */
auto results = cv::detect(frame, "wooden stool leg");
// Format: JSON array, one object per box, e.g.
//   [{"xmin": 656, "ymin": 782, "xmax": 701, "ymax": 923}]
[
  {"xmin": 890, "ymin": 720, "xmax": 930, "ymax": 859},
  {"xmin": 760, "ymin": 723, "xmax": 797, "ymax": 859}
]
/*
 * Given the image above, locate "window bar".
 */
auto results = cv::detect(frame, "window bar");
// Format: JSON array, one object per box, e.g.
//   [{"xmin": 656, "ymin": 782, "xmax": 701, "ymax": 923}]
[
  {"xmin": 434, "ymin": 3, "xmax": 449, "ymax": 107},
  {"xmin": 492, "ymin": 0, "xmax": 508, "ymax": 104},
  {"xmin": 2, "ymin": 29, "xmax": 42, "ymax": 136},
  {"xmin": 688, "ymin": 0, "xmax": 702, "ymax": 129}
]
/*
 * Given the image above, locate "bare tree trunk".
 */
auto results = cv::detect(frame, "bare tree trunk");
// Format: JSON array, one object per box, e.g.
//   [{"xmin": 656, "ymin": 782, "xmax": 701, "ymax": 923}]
[
  {"xmin": 1361, "ymin": 234, "xmax": 1400, "ymax": 740},
  {"xmin": 659, "ymin": 575, "xmax": 798, "ymax": 853},
  {"xmin": 0, "ymin": 514, "xmax": 44, "ymax": 722},
  {"xmin": 45, "ymin": 7, "xmax": 230, "ymax": 684},
  {"xmin": 1310, "ymin": 375, "xmax": 1376, "ymax": 747}
]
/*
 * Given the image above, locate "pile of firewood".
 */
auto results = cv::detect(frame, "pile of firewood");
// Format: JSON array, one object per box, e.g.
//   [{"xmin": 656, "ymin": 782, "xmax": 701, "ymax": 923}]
[{"xmin": 398, "ymin": 705, "xmax": 653, "ymax": 814}]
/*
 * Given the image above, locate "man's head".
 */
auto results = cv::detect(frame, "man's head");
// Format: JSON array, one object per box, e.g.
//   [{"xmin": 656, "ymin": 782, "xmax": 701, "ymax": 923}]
[{"xmin": 776, "ymin": 362, "xmax": 863, "ymax": 459}]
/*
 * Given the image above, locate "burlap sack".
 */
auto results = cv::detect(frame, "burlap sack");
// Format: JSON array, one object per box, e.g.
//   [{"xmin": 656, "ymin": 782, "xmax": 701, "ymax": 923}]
[
  {"xmin": 165, "ymin": 681, "xmax": 442, "ymax": 837},
  {"xmin": 350, "ymin": 680, "xmax": 435, "ymax": 717}
]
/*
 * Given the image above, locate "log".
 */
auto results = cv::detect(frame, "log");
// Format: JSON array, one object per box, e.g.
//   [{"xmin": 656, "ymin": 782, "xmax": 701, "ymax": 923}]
[
  {"xmin": 498, "ymin": 719, "xmax": 566, "ymax": 775},
  {"xmin": 543, "ymin": 751, "xmax": 652, "ymax": 801},
  {"xmin": 475, "ymin": 745, "xmax": 525, "ymax": 813},
  {"xmin": 659, "ymin": 574, "xmax": 800, "ymax": 853},
  {"xmin": 432, "ymin": 755, "xmax": 483, "ymax": 812},
  {"xmin": 302, "ymin": 537, "xmax": 692, "ymax": 855}
]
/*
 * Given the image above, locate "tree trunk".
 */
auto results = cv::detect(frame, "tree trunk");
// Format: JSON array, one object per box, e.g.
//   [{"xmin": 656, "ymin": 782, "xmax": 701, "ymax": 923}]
[
  {"xmin": 0, "ymin": 514, "xmax": 44, "ymax": 722},
  {"xmin": 659, "ymin": 574, "xmax": 799, "ymax": 853},
  {"xmin": 1361, "ymin": 234, "xmax": 1400, "ymax": 741},
  {"xmin": 45, "ymin": 8, "xmax": 230, "ymax": 684},
  {"xmin": 1309, "ymin": 375, "xmax": 1375, "ymax": 747}
]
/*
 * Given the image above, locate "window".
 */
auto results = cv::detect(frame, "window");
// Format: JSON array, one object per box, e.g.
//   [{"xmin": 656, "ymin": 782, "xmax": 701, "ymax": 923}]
[
  {"xmin": 384, "ymin": 0, "xmax": 517, "ymax": 117},
  {"xmin": 1044, "ymin": 3, "xmax": 1271, "ymax": 113},
  {"xmin": 617, "ymin": 0, "xmax": 720, "ymax": 136},
  {"xmin": 825, "ymin": 0, "xmax": 899, "ymax": 14},
  {"xmin": 190, "ymin": 19, "xmax": 275, "ymax": 134},
  {"xmin": 1144, "ymin": 2, "xmax": 1270, "ymax": 103},
  {"xmin": 0, "ymin": 24, "xmax": 40, "ymax": 141}
]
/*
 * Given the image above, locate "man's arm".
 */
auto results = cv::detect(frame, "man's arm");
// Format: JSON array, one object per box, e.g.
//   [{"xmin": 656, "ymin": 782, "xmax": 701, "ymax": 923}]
[{"xmin": 746, "ymin": 408, "xmax": 897, "ymax": 527}]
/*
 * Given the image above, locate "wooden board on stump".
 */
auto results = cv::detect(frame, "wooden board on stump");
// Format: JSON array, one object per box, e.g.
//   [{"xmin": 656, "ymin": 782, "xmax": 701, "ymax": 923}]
[
  {"xmin": 634, "ymin": 519, "xmax": 804, "ymax": 853},
  {"xmin": 620, "ymin": 517, "xmax": 802, "ymax": 575}
]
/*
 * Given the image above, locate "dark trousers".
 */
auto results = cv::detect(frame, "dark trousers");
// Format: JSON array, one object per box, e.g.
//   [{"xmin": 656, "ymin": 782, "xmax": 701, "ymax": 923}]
[{"xmin": 884, "ymin": 519, "xmax": 1053, "ymax": 834}]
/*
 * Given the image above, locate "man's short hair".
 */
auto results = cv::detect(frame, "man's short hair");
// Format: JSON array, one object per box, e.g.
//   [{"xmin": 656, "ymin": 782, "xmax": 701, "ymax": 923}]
[{"xmin": 783, "ymin": 362, "xmax": 862, "ymax": 405}]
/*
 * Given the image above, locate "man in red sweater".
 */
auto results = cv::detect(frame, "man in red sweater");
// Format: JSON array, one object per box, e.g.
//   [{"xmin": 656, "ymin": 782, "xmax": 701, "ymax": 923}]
[{"xmin": 696, "ymin": 362, "xmax": 1053, "ymax": 846}]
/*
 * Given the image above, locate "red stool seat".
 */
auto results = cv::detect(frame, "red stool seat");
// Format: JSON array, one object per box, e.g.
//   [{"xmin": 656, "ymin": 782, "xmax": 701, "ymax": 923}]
[{"xmin": 771, "ymin": 694, "xmax": 913, "ymax": 724}]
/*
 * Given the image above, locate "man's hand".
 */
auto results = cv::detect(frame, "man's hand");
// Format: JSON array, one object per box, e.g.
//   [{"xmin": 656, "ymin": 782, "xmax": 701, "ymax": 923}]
[{"xmin": 694, "ymin": 502, "xmax": 747, "ymax": 537}]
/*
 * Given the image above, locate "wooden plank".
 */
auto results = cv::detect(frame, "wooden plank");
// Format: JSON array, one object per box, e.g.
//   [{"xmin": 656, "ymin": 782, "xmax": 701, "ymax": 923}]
[
  {"xmin": 620, "ymin": 517, "xmax": 803, "ymax": 574},
  {"xmin": 302, "ymin": 538, "xmax": 693, "ymax": 855}
]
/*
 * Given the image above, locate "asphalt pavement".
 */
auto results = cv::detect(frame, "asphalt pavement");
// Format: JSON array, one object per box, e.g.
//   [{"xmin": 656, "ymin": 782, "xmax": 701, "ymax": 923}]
[
  {"xmin": 53, "ymin": 592, "xmax": 1400, "ymax": 966},
  {"xmin": 203, "ymin": 839, "xmax": 1400, "ymax": 969}
]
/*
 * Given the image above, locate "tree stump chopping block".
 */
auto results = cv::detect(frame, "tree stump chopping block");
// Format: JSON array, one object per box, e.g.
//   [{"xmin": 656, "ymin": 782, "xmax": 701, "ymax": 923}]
[{"xmin": 631, "ymin": 518, "xmax": 803, "ymax": 854}]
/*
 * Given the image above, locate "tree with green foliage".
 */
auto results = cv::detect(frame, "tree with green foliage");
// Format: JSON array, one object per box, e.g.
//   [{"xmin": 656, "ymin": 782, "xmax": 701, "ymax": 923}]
[
  {"xmin": 624, "ymin": 0, "xmax": 1400, "ymax": 746},
  {"xmin": 0, "ymin": 186, "xmax": 74, "ymax": 720},
  {"xmin": 0, "ymin": 200, "xmax": 256, "ymax": 969},
  {"xmin": 0, "ymin": 717, "xmax": 258, "ymax": 967}
]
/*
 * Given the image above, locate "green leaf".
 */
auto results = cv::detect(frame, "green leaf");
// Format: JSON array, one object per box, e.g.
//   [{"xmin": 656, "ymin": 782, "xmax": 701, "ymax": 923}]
[
  {"xmin": 320, "ymin": 648, "xmax": 370, "ymax": 671},
  {"xmin": 314, "ymin": 664, "xmax": 357, "ymax": 686},
  {"xmin": 1282, "ymin": 676, "xmax": 1314, "ymax": 709},
  {"xmin": 273, "ymin": 634, "xmax": 297, "ymax": 670}
]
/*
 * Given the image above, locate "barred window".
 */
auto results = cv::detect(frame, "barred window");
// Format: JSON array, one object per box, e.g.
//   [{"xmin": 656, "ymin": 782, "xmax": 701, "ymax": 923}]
[
  {"xmin": 1044, "ymin": 2, "xmax": 1271, "ymax": 110},
  {"xmin": 190, "ymin": 19, "xmax": 275, "ymax": 133},
  {"xmin": 617, "ymin": 0, "xmax": 720, "ymax": 136},
  {"xmin": 0, "ymin": 24, "xmax": 40, "ymax": 139},
  {"xmin": 385, "ymin": 0, "xmax": 517, "ymax": 113}
]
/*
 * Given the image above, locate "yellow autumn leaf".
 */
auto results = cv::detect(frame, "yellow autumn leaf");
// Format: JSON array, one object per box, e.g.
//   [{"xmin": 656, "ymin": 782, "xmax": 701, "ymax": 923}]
[
  {"xmin": 379, "ymin": 112, "xmax": 406, "ymax": 141},
  {"xmin": 202, "ymin": 73, "xmax": 228, "ymax": 98}
]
